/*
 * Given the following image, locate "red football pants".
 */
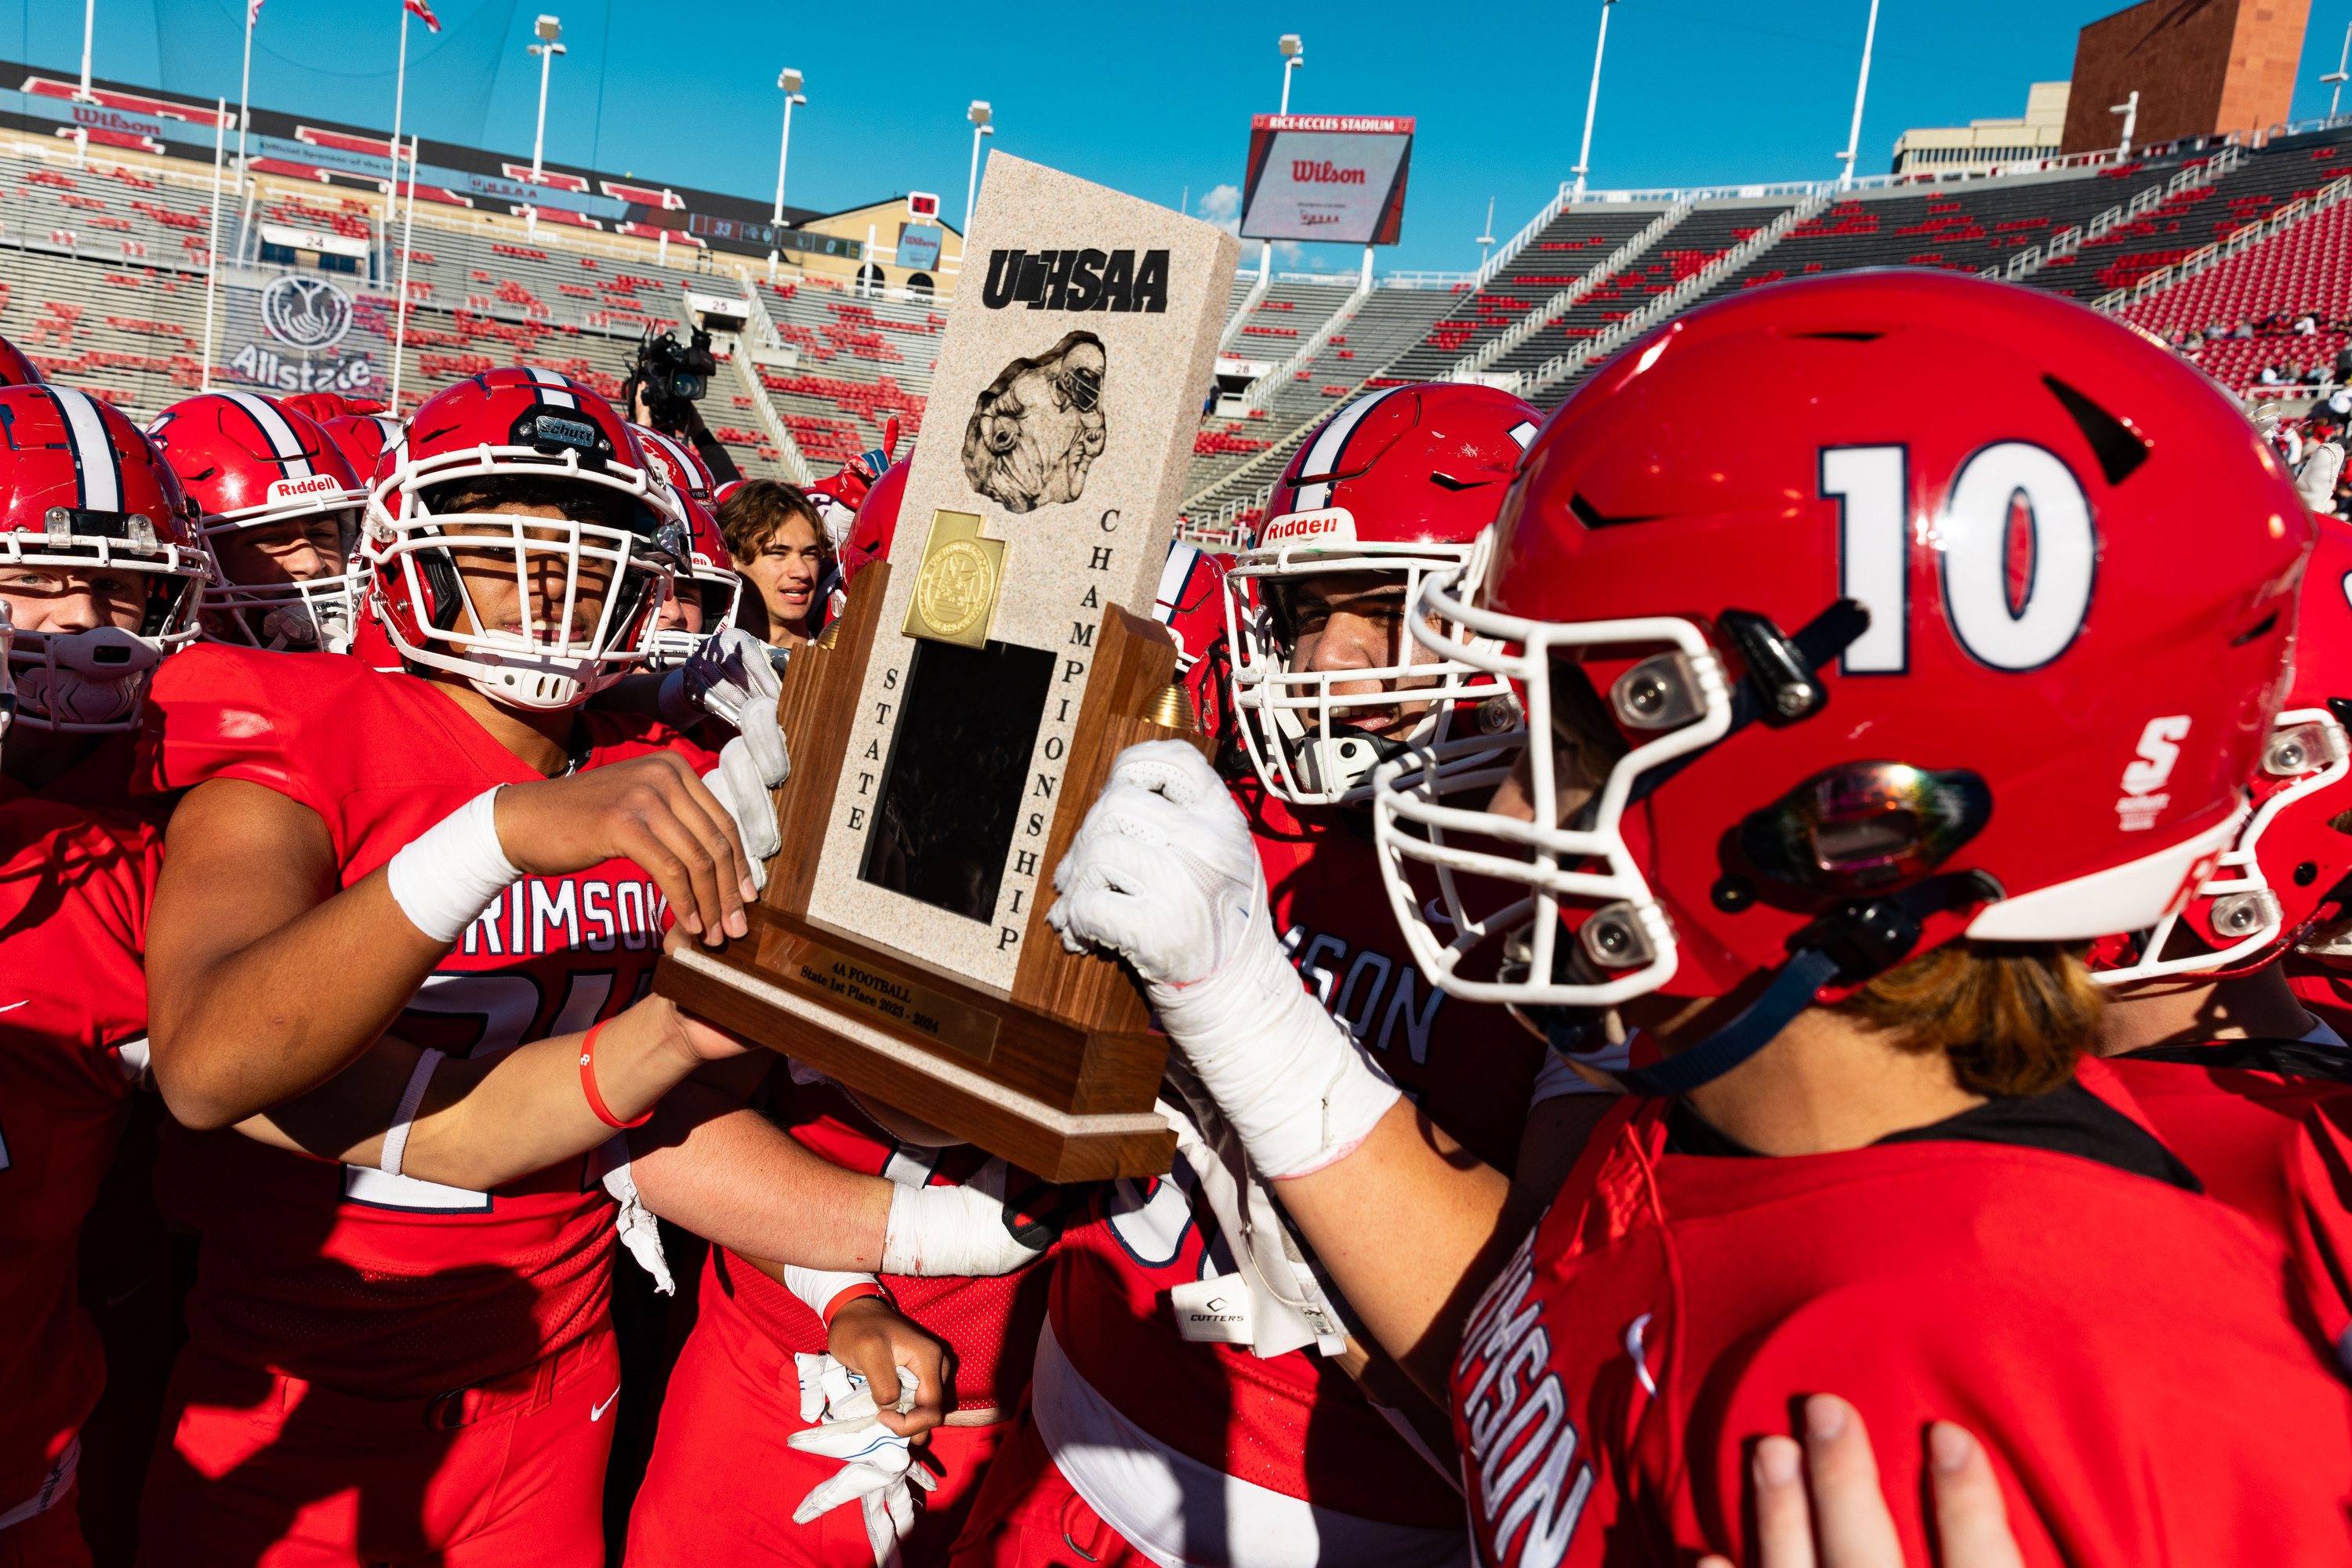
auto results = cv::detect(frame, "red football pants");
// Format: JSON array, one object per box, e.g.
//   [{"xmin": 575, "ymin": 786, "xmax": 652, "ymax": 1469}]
[
  {"xmin": 136, "ymin": 1330, "xmax": 619, "ymax": 1568},
  {"xmin": 0, "ymin": 1485, "xmax": 90, "ymax": 1568},
  {"xmin": 626, "ymin": 1276, "xmax": 1007, "ymax": 1567},
  {"xmin": 944, "ymin": 1409, "xmax": 1151, "ymax": 1568}
]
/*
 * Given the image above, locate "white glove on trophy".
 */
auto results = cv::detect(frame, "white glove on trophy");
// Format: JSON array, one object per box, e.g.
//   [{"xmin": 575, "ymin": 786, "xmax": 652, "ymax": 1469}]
[
  {"xmin": 673, "ymin": 630, "xmax": 789, "ymax": 896},
  {"xmin": 1047, "ymin": 741, "xmax": 1401, "ymax": 1179},
  {"xmin": 659, "ymin": 626, "xmax": 791, "ymax": 787},
  {"xmin": 789, "ymin": 1354, "xmax": 936, "ymax": 1568}
]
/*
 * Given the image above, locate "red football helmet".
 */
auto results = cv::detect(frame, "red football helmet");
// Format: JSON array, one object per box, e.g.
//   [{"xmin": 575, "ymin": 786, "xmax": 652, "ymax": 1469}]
[
  {"xmin": 147, "ymin": 390, "xmax": 368, "ymax": 653},
  {"xmin": 1156, "ymin": 539, "xmax": 1233, "ymax": 742},
  {"xmin": 0, "ymin": 333, "xmax": 45, "ymax": 388},
  {"xmin": 277, "ymin": 391, "xmax": 386, "ymax": 424},
  {"xmin": 1372, "ymin": 273, "xmax": 2307, "ymax": 1084},
  {"xmin": 632, "ymin": 423, "xmax": 715, "ymax": 503},
  {"xmin": 365, "ymin": 367, "xmax": 684, "ymax": 710},
  {"xmin": 1225, "ymin": 382, "xmax": 1537, "ymax": 806},
  {"xmin": 838, "ymin": 459, "xmax": 906, "ymax": 592},
  {"xmin": 0, "ymin": 384, "xmax": 208, "ymax": 731},
  {"xmin": 2100, "ymin": 514, "xmax": 2352, "ymax": 981},
  {"xmin": 320, "ymin": 410, "xmax": 405, "ymax": 485}
]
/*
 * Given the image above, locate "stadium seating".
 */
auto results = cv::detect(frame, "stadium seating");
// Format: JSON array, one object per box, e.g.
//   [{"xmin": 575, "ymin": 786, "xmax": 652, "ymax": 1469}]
[{"xmin": 22, "ymin": 108, "xmax": 2352, "ymax": 521}]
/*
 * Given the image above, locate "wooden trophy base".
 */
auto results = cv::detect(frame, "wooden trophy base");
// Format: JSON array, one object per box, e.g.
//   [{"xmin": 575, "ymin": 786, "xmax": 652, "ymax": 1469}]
[{"xmin": 651, "ymin": 564, "xmax": 1195, "ymax": 1182}]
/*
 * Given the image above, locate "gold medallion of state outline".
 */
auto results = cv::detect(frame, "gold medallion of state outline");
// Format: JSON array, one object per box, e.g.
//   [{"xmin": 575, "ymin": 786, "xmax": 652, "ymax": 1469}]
[{"xmin": 917, "ymin": 539, "xmax": 996, "ymax": 637}]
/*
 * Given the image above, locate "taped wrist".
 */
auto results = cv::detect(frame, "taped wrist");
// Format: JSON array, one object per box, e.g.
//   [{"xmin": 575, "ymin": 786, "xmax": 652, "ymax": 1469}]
[
  {"xmin": 1149, "ymin": 920, "xmax": 1400, "ymax": 1180},
  {"xmin": 784, "ymin": 1265, "xmax": 880, "ymax": 1321},
  {"xmin": 881, "ymin": 1180, "xmax": 1047, "ymax": 1278},
  {"xmin": 384, "ymin": 786, "xmax": 519, "ymax": 945}
]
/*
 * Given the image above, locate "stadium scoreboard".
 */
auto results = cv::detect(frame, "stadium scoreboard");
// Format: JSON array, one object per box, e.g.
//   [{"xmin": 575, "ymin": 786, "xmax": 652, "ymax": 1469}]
[{"xmin": 1240, "ymin": 114, "xmax": 1414, "ymax": 246}]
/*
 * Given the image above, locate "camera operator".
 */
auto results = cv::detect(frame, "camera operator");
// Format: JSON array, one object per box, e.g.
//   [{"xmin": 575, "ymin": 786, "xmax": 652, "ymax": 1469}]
[{"xmin": 624, "ymin": 327, "xmax": 742, "ymax": 487}]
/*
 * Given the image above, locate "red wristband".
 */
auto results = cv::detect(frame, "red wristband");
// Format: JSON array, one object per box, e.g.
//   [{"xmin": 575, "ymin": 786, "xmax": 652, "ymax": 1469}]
[
  {"xmin": 579, "ymin": 1019, "xmax": 654, "ymax": 1130},
  {"xmin": 821, "ymin": 1282, "xmax": 888, "ymax": 1327}
]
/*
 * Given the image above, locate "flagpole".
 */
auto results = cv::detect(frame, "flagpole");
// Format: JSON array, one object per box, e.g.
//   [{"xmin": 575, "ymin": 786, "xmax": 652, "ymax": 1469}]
[
  {"xmin": 201, "ymin": 96, "xmax": 227, "ymax": 392},
  {"xmin": 387, "ymin": 3, "xmax": 409, "ymax": 234},
  {"xmin": 236, "ymin": 2, "xmax": 256, "ymax": 192},
  {"xmin": 391, "ymin": 134, "xmax": 419, "ymax": 410}
]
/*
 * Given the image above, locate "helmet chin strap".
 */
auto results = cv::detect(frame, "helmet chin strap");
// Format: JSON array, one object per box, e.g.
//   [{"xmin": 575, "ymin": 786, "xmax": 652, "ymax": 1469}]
[{"xmin": 1599, "ymin": 869, "xmax": 2003, "ymax": 1098}]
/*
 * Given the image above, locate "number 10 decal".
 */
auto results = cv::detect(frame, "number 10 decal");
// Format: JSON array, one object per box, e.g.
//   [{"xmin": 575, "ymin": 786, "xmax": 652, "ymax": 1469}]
[{"xmin": 1824, "ymin": 442, "xmax": 2096, "ymax": 675}]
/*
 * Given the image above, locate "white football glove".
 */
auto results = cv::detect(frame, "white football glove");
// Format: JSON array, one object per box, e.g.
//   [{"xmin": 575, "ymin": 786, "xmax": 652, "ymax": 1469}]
[
  {"xmin": 1044, "ymin": 739, "xmax": 1262, "ymax": 985},
  {"xmin": 701, "ymin": 728, "xmax": 782, "ymax": 895},
  {"xmin": 789, "ymin": 1356, "xmax": 935, "ymax": 1568},
  {"xmin": 880, "ymin": 1157, "xmax": 1051, "ymax": 1278},
  {"xmin": 1047, "ymin": 741, "xmax": 1399, "ymax": 1179},
  {"xmin": 659, "ymin": 627, "xmax": 790, "ymax": 788}
]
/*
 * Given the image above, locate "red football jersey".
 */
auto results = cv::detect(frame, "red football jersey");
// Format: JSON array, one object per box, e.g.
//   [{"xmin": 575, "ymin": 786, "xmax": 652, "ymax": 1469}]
[
  {"xmin": 1454, "ymin": 1085, "xmax": 2352, "ymax": 1566},
  {"xmin": 710, "ymin": 1070, "xmax": 1054, "ymax": 1414},
  {"xmin": 1043, "ymin": 782, "xmax": 1541, "ymax": 1528},
  {"xmin": 0, "ymin": 799, "xmax": 159, "ymax": 1507},
  {"xmin": 135, "ymin": 643, "xmax": 712, "ymax": 1397},
  {"xmin": 2103, "ymin": 1046, "xmax": 2352, "ymax": 1354},
  {"xmin": 0, "ymin": 732, "xmax": 148, "ymax": 815},
  {"xmin": 2285, "ymin": 955, "xmax": 2352, "ymax": 1040}
]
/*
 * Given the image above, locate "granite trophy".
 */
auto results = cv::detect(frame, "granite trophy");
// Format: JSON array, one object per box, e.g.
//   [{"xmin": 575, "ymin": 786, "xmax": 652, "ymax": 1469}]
[{"xmin": 653, "ymin": 156, "xmax": 1240, "ymax": 1181}]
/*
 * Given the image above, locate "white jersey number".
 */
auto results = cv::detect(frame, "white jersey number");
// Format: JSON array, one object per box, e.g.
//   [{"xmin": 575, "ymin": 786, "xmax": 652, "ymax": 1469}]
[{"xmin": 1825, "ymin": 441, "xmax": 2095, "ymax": 675}]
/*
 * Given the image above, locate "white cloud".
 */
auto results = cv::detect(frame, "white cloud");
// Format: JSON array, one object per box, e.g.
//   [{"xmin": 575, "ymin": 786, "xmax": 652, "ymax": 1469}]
[{"xmin": 1192, "ymin": 184, "xmax": 1300, "ymax": 267}]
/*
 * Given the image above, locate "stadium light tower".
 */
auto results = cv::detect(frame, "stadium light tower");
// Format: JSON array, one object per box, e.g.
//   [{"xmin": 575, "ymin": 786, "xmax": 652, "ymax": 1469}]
[
  {"xmin": 528, "ymin": 16, "xmax": 566, "ymax": 184},
  {"xmin": 78, "ymin": 0, "xmax": 96, "ymax": 100},
  {"xmin": 2111, "ymin": 89, "xmax": 2139, "ymax": 158},
  {"xmin": 1278, "ymin": 34, "xmax": 1304, "ymax": 116},
  {"xmin": 1835, "ymin": 0, "xmax": 1881, "ymax": 191},
  {"xmin": 770, "ymin": 68, "xmax": 806, "ymax": 281},
  {"xmin": 965, "ymin": 100, "xmax": 993, "ymax": 238},
  {"xmin": 2328, "ymin": 20, "xmax": 2352, "ymax": 118},
  {"xmin": 1475, "ymin": 197, "xmax": 1496, "ymax": 272},
  {"xmin": 1570, "ymin": 0, "xmax": 1614, "ymax": 205}
]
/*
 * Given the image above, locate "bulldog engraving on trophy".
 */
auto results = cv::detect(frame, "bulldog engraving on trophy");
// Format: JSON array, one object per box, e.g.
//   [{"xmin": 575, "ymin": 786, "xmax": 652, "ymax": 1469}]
[{"xmin": 962, "ymin": 330, "xmax": 1108, "ymax": 513}]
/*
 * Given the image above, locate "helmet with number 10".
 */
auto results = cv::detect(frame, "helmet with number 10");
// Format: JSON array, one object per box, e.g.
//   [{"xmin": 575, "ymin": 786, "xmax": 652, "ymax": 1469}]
[
  {"xmin": 1226, "ymin": 382, "xmax": 1539, "ymax": 807},
  {"xmin": 1374, "ymin": 270, "xmax": 2310, "ymax": 1014}
]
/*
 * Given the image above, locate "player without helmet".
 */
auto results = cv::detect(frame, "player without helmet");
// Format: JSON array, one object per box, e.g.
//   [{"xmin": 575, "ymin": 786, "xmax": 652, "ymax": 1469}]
[
  {"xmin": 147, "ymin": 390, "xmax": 368, "ymax": 654},
  {"xmin": 1226, "ymin": 381, "xmax": 1535, "ymax": 806},
  {"xmin": 0, "ymin": 383, "xmax": 208, "ymax": 739},
  {"xmin": 366, "ymin": 367, "xmax": 687, "ymax": 710}
]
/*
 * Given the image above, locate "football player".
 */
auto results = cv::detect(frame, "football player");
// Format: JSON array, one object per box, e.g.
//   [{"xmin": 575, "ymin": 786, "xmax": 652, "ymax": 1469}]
[
  {"xmin": 0, "ymin": 387, "xmax": 201, "ymax": 1566},
  {"xmin": 146, "ymin": 390, "xmax": 368, "ymax": 654},
  {"xmin": 2085, "ymin": 514, "xmax": 2352, "ymax": 1354},
  {"xmin": 951, "ymin": 387, "xmax": 1608, "ymax": 1568},
  {"xmin": 128, "ymin": 369, "xmax": 948, "ymax": 1566},
  {"xmin": 1047, "ymin": 274, "xmax": 2352, "ymax": 1562},
  {"xmin": 0, "ymin": 384, "xmax": 208, "ymax": 807}
]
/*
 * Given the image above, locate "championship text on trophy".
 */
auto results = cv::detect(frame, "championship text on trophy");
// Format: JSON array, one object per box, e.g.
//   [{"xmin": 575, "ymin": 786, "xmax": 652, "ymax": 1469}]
[{"xmin": 654, "ymin": 156, "xmax": 1240, "ymax": 1181}]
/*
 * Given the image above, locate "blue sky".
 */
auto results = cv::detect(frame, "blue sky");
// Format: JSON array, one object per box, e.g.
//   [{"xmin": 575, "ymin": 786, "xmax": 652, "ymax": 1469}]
[{"xmin": 11, "ymin": 1, "xmax": 2352, "ymax": 275}]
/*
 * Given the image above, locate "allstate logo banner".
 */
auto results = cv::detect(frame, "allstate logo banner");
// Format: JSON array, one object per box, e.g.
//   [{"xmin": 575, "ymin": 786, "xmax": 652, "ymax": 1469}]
[
  {"xmin": 260, "ymin": 275, "xmax": 356, "ymax": 351},
  {"xmin": 1239, "ymin": 114, "xmax": 1415, "ymax": 246},
  {"xmin": 221, "ymin": 274, "xmax": 387, "ymax": 394}
]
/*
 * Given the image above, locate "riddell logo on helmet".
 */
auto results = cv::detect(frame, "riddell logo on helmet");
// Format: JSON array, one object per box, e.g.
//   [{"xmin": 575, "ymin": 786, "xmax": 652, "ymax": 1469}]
[
  {"xmin": 1258, "ymin": 508, "xmax": 1356, "ymax": 548},
  {"xmin": 267, "ymin": 474, "xmax": 344, "ymax": 505}
]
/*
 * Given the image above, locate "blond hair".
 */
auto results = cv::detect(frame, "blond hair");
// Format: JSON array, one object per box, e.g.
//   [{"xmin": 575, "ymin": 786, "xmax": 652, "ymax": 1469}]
[{"xmin": 1835, "ymin": 942, "xmax": 2101, "ymax": 1098}]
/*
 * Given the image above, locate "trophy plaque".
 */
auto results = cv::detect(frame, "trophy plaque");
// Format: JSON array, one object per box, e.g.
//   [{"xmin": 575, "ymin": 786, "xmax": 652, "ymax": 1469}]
[{"xmin": 654, "ymin": 156, "xmax": 1240, "ymax": 1181}]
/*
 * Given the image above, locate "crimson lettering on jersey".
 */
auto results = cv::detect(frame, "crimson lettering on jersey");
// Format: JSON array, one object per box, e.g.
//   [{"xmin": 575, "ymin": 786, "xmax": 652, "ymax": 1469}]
[
  {"xmin": 0, "ymin": 801, "xmax": 160, "ymax": 1509},
  {"xmin": 713, "ymin": 1073, "xmax": 1053, "ymax": 1413},
  {"xmin": 1453, "ymin": 1232, "xmax": 1592, "ymax": 1568},
  {"xmin": 1457, "ymin": 1096, "xmax": 2352, "ymax": 1565},
  {"xmin": 136, "ymin": 643, "xmax": 715, "ymax": 1396},
  {"xmin": 1247, "ymin": 780, "xmax": 1541, "ymax": 1171}
]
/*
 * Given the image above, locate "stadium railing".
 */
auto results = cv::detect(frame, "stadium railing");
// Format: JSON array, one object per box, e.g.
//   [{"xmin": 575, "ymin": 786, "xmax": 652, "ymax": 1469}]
[{"xmin": 1448, "ymin": 201, "xmax": 1692, "ymax": 379}]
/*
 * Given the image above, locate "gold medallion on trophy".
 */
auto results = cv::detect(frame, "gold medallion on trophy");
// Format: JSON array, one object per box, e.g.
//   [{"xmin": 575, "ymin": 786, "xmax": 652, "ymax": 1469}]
[{"xmin": 904, "ymin": 510, "xmax": 1007, "ymax": 648}]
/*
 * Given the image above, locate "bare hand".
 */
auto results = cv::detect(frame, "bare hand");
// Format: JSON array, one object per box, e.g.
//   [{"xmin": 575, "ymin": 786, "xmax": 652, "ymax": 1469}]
[
  {"xmin": 1699, "ymin": 1395, "xmax": 2024, "ymax": 1568},
  {"xmin": 496, "ymin": 752, "xmax": 752, "ymax": 946},
  {"xmin": 824, "ymin": 1297, "xmax": 950, "ymax": 1447}
]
